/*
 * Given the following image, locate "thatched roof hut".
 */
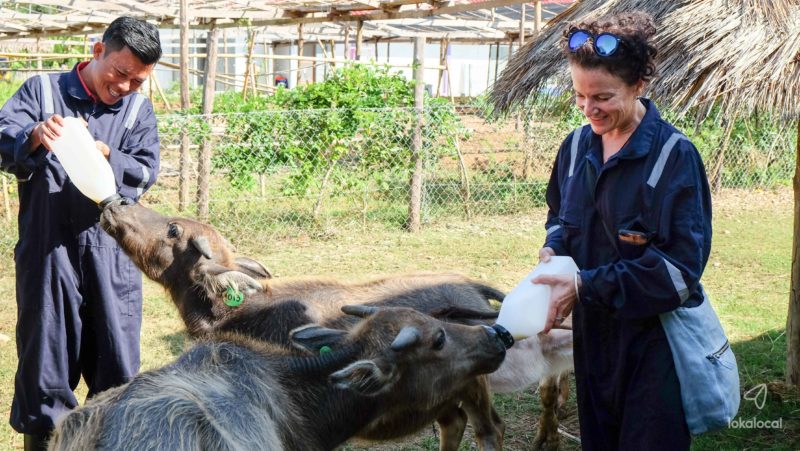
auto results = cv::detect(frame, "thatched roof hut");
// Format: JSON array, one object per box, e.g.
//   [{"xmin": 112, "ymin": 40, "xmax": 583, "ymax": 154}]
[{"xmin": 490, "ymin": 0, "xmax": 800, "ymax": 121}]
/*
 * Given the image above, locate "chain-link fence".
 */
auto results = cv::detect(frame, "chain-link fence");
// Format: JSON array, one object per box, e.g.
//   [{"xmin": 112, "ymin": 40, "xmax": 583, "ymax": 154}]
[{"xmin": 0, "ymin": 103, "xmax": 796, "ymax": 256}]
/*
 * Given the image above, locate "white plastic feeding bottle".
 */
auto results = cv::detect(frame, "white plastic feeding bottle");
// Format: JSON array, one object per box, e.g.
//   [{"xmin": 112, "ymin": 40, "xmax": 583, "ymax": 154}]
[
  {"xmin": 495, "ymin": 256, "xmax": 579, "ymax": 340},
  {"xmin": 50, "ymin": 116, "xmax": 120, "ymax": 207}
]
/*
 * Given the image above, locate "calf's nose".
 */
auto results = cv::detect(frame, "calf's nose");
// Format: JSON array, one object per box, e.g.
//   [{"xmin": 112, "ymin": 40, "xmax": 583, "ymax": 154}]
[{"xmin": 483, "ymin": 324, "xmax": 514, "ymax": 349}]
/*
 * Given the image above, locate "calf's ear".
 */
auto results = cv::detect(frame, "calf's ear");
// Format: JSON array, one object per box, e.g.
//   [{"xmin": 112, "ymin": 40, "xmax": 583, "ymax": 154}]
[
  {"xmin": 234, "ymin": 257, "xmax": 273, "ymax": 279},
  {"xmin": 330, "ymin": 360, "xmax": 396, "ymax": 396},
  {"xmin": 190, "ymin": 236, "xmax": 214, "ymax": 260},
  {"xmin": 199, "ymin": 264, "xmax": 264, "ymax": 295},
  {"xmin": 291, "ymin": 325, "xmax": 348, "ymax": 353}
]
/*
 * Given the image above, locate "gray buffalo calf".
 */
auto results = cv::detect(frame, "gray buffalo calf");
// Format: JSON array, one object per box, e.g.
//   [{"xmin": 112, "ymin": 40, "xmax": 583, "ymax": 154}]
[
  {"xmin": 49, "ymin": 306, "xmax": 507, "ymax": 451},
  {"xmin": 100, "ymin": 199, "xmax": 574, "ymax": 450}
]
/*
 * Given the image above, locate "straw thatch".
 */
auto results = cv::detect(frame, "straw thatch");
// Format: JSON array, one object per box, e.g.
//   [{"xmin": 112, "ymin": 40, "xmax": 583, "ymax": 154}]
[{"xmin": 490, "ymin": 0, "xmax": 800, "ymax": 121}]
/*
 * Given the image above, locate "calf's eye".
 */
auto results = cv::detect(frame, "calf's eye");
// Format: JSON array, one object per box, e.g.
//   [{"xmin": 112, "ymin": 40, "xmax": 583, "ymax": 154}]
[
  {"xmin": 167, "ymin": 223, "xmax": 181, "ymax": 239},
  {"xmin": 433, "ymin": 330, "xmax": 446, "ymax": 350}
]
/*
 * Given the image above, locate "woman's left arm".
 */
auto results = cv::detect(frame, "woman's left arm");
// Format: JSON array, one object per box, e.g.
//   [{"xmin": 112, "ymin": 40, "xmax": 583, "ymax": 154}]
[{"xmin": 578, "ymin": 139, "xmax": 712, "ymax": 318}]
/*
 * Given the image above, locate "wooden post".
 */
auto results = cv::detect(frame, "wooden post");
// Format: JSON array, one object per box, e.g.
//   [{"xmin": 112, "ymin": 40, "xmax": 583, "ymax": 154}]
[
  {"xmin": 494, "ymin": 41, "xmax": 500, "ymax": 84},
  {"xmin": 437, "ymin": 37, "xmax": 446, "ymax": 97},
  {"xmin": 534, "ymin": 0, "xmax": 542, "ymax": 34},
  {"xmin": 242, "ymin": 30, "xmax": 256, "ymax": 99},
  {"xmin": 35, "ymin": 37, "xmax": 42, "ymax": 73},
  {"xmin": 268, "ymin": 41, "xmax": 275, "ymax": 87},
  {"xmin": 344, "ymin": 26, "xmax": 350, "ymax": 59},
  {"xmin": 178, "ymin": 0, "xmax": 191, "ymax": 213},
  {"xmin": 329, "ymin": 39, "xmax": 336, "ymax": 68},
  {"xmin": 296, "ymin": 23, "xmax": 305, "ymax": 86},
  {"xmin": 197, "ymin": 21, "xmax": 218, "ymax": 222},
  {"xmin": 711, "ymin": 114, "xmax": 737, "ymax": 193},
  {"xmin": 788, "ymin": 119, "xmax": 800, "ymax": 386},
  {"xmin": 374, "ymin": 37, "xmax": 380, "ymax": 61},
  {"xmin": 355, "ymin": 20, "xmax": 363, "ymax": 60},
  {"xmin": 519, "ymin": 3, "xmax": 526, "ymax": 46},
  {"xmin": 407, "ymin": 37, "xmax": 425, "ymax": 233},
  {"xmin": 262, "ymin": 34, "xmax": 270, "ymax": 88}
]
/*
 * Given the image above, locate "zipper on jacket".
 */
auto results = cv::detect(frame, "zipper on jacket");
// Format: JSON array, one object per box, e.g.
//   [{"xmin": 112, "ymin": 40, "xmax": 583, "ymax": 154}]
[{"xmin": 706, "ymin": 340, "xmax": 730, "ymax": 362}]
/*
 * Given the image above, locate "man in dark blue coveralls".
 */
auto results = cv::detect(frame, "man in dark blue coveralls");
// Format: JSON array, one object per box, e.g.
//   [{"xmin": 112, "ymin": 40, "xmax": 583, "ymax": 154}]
[{"xmin": 0, "ymin": 17, "xmax": 161, "ymax": 450}]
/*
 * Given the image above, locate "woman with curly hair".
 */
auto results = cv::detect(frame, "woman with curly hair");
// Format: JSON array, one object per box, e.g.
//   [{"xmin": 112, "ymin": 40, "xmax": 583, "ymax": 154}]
[{"xmin": 533, "ymin": 12, "xmax": 707, "ymax": 450}]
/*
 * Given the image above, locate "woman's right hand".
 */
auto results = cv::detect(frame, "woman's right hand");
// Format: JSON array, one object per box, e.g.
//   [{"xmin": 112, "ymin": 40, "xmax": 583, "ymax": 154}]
[{"xmin": 539, "ymin": 247, "xmax": 555, "ymax": 263}]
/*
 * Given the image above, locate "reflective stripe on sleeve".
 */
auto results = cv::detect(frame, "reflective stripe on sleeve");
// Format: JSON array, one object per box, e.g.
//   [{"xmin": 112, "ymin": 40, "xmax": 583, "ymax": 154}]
[
  {"xmin": 546, "ymin": 224, "xmax": 561, "ymax": 236},
  {"xmin": 39, "ymin": 74, "xmax": 54, "ymax": 115},
  {"xmin": 124, "ymin": 94, "xmax": 145, "ymax": 129},
  {"xmin": 647, "ymin": 132, "xmax": 684, "ymax": 188},
  {"xmin": 663, "ymin": 257, "xmax": 690, "ymax": 304},
  {"xmin": 136, "ymin": 166, "xmax": 150, "ymax": 197}
]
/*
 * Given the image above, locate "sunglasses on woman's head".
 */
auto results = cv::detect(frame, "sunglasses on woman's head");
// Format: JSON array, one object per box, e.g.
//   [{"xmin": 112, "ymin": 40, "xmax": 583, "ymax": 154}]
[{"xmin": 568, "ymin": 30, "xmax": 622, "ymax": 57}]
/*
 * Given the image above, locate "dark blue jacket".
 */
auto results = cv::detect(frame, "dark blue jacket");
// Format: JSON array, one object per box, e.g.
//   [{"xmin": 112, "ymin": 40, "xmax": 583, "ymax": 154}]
[
  {"xmin": 0, "ymin": 65, "xmax": 159, "ymax": 248},
  {"xmin": 544, "ymin": 99, "xmax": 712, "ymax": 319}
]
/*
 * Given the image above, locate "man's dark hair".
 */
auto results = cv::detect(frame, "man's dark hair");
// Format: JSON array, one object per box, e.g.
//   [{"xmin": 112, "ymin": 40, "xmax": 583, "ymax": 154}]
[{"xmin": 103, "ymin": 16, "xmax": 162, "ymax": 65}]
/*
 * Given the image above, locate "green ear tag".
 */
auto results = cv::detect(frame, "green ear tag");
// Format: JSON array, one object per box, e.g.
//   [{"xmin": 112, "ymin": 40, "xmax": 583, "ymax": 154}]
[
  {"xmin": 225, "ymin": 285, "xmax": 245, "ymax": 307},
  {"xmin": 319, "ymin": 345, "xmax": 332, "ymax": 355}
]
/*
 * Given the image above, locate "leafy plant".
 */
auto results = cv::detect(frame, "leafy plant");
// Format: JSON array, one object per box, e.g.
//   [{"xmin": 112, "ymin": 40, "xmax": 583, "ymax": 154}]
[{"xmin": 208, "ymin": 64, "xmax": 466, "ymax": 212}]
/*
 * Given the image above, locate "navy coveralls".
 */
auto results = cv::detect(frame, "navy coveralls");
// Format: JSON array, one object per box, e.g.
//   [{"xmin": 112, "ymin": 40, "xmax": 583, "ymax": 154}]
[
  {"xmin": 0, "ymin": 65, "xmax": 159, "ymax": 435},
  {"xmin": 544, "ymin": 99, "xmax": 711, "ymax": 450}
]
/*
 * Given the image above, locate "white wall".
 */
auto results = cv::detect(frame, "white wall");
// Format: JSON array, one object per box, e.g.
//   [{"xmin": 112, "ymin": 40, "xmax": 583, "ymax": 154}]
[{"xmin": 156, "ymin": 29, "xmax": 514, "ymax": 98}]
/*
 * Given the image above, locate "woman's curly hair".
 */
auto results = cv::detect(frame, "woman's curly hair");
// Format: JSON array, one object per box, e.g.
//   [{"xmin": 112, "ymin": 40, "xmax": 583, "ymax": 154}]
[{"xmin": 561, "ymin": 11, "xmax": 658, "ymax": 86}]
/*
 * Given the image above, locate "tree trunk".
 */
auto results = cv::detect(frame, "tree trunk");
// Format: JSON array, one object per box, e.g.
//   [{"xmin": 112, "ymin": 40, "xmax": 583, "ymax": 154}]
[
  {"xmin": 787, "ymin": 120, "xmax": 800, "ymax": 386},
  {"xmin": 197, "ymin": 21, "xmax": 218, "ymax": 222},
  {"xmin": 406, "ymin": 37, "xmax": 425, "ymax": 232}
]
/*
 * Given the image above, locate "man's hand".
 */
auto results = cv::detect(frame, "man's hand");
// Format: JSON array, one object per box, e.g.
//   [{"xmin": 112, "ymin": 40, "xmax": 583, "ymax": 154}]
[
  {"xmin": 539, "ymin": 246, "xmax": 555, "ymax": 263},
  {"xmin": 95, "ymin": 141, "xmax": 110, "ymax": 160},
  {"xmin": 30, "ymin": 114, "xmax": 65, "ymax": 152}
]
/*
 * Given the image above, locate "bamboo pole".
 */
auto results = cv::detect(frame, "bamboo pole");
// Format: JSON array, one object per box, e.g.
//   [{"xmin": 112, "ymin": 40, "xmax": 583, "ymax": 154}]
[
  {"xmin": 197, "ymin": 21, "xmax": 218, "ymax": 222},
  {"xmin": 534, "ymin": 0, "xmax": 542, "ymax": 34},
  {"xmin": 178, "ymin": 0, "xmax": 191, "ymax": 213},
  {"xmin": 151, "ymin": 73, "xmax": 172, "ymax": 112},
  {"xmin": 407, "ymin": 36, "xmax": 425, "ymax": 233},
  {"xmin": 445, "ymin": 47, "xmax": 454, "ymax": 102},
  {"xmin": 242, "ymin": 30, "xmax": 256, "ymax": 99},
  {"xmin": 519, "ymin": 3, "xmax": 526, "ymax": 46}
]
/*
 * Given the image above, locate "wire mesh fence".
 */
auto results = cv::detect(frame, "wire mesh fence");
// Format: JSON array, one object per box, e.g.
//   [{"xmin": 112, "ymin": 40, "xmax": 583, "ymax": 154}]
[{"xmin": 0, "ymin": 103, "xmax": 795, "ymax": 256}]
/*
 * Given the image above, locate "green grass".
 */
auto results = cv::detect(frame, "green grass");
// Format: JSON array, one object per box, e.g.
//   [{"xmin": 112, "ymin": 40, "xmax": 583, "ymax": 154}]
[{"xmin": 0, "ymin": 190, "xmax": 796, "ymax": 450}]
